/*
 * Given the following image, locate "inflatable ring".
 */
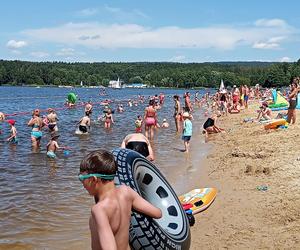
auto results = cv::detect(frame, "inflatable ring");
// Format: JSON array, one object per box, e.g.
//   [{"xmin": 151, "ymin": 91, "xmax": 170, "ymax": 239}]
[
  {"xmin": 112, "ymin": 148, "xmax": 191, "ymax": 250},
  {"xmin": 67, "ymin": 92, "xmax": 77, "ymax": 104}
]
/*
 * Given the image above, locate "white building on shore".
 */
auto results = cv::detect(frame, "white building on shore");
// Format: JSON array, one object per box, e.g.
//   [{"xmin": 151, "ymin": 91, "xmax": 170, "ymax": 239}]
[{"xmin": 108, "ymin": 78, "xmax": 123, "ymax": 89}]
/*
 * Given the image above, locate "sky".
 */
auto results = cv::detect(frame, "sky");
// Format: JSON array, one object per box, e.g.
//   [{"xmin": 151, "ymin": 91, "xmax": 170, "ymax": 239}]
[{"xmin": 1, "ymin": 0, "xmax": 300, "ymax": 63}]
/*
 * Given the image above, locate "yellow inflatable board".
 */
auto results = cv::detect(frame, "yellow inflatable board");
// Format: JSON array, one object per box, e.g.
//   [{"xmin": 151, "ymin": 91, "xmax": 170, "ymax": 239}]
[
  {"xmin": 178, "ymin": 188, "xmax": 217, "ymax": 214},
  {"xmin": 264, "ymin": 119, "xmax": 286, "ymax": 130}
]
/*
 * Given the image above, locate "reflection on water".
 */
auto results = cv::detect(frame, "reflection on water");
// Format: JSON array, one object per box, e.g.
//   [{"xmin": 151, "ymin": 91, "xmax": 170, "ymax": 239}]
[{"xmin": 0, "ymin": 87, "xmax": 211, "ymax": 249}]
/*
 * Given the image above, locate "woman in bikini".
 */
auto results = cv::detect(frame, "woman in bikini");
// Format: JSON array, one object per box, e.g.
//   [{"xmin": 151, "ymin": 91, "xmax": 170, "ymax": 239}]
[
  {"xmin": 144, "ymin": 99, "xmax": 157, "ymax": 139},
  {"xmin": 287, "ymin": 78, "xmax": 299, "ymax": 124},
  {"xmin": 104, "ymin": 109, "xmax": 114, "ymax": 129},
  {"xmin": 27, "ymin": 109, "xmax": 44, "ymax": 148},
  {"xmin": 173, "ymin": 95, "xmax": 182, "ymax": 132}
]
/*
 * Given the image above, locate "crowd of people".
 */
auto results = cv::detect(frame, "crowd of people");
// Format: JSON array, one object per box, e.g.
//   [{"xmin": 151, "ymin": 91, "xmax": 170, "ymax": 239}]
[{"xmin": 1, "ymin": 77, "xmax": 299, "ymax": 249}]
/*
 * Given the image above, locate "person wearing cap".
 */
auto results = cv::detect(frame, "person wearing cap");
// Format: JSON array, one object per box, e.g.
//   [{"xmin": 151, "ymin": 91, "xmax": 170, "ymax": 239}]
[
  {"xmin": 6, "ymin": 120, "xmax": 18, "ymax": 144},
  {"xmin": 182, "ymin": 112, "xmax": 192, "ymax": 153},
  {"xmin": 161, "ymin": 118, "xmax": 169, "ymax": 128},
  {"xmin": 28, "ymin": 109, "xmax": 44, "ymax": 148},
  {"xmin": 46, "ymin": 133, "xmax": 65, "ymax": 158},
  {"xmin": 256, "ymin": 102, "xmax": 272, "ymax": 121},
  {"xmin": 46, "ymin": 108, "xmax": 59, "ymax": 132}
]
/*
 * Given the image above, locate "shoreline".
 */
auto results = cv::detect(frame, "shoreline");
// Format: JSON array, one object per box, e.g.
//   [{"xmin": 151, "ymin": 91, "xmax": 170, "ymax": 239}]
[{"xmin": 190, "ymin": 101, "xmax": 300, "ymax": 249}]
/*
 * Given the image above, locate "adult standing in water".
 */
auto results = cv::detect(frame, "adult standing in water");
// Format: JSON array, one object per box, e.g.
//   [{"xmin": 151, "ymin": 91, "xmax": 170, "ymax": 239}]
[
  {"xmin": 28, "ymin": 109, "xmax": 44, "ymax": 148},
  {"xmin": 46, "ymin": 108, "xmax": 59, "ymax": 132},
  {"xmin": 144, "ymin": 99, "xmax": 157, "ymax": 140},
  {"xmin": 184, "ymin": 92, "xmax": 193, "ymax": 112},
  {"xmin": 173, "ymin": 95, "xmax": 182, "ymax": 132}
]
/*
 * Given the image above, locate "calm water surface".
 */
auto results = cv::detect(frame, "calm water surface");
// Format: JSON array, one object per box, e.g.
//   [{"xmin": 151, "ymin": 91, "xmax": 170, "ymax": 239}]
[{"xmin": 0, "ymin": 86, "xmax": 211, "ymax": 250}]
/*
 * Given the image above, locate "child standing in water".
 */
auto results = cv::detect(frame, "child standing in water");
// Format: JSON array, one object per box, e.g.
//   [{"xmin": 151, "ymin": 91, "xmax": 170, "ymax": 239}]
[
  {"xmin": 182, "ymin": 112, "xmax": 192, "ymax": 153},
  {"xmin": 79, "ymin": 150, "xmax": 162, "ymax": 250},
  {"xmin": 46, "ymin": 133, "xmax": 65, "ymax": 158},
  {"xmin": 6, "ymin": 120, "xmax": 18, "ymax": 144},
  {"xmin": 135, "ymin": 115, "xmax": 143, "ymax": 133}
]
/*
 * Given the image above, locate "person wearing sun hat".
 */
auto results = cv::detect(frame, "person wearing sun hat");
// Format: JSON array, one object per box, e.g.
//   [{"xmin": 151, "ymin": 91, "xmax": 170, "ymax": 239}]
[
  {"xmin": 46, "ymin": 132, "xmax": 64, "ymax": 158},
  {"xmin": 6, "ymin": 119, "xmax": 18, "ymax": 144},
  {"xmin": 182, "ymin": 112, "xmax": 192, "ymax": 153}
]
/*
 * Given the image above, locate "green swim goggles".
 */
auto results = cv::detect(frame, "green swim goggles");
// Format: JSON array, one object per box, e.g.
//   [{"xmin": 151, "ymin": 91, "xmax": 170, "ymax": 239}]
[{"xmin": 78, "ymin": 173, "xmax": 115, "ymax": 181}]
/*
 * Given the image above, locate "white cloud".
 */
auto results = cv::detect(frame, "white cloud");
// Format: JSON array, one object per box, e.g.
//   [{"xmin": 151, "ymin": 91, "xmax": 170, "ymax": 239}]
[
  {"xmin": 6, "ymin": 40, "xmax": 28, "ymax": 49},
  {"xmin": 30, "ymin": 51, "xmax": 49, "ymax": 58},
  {"xmin": 255, "ymin": 19, "xmax": 288, "ymax": 28},
  {"xmin": 104, "ymin": 5, "xmax": 121, "ymax": 13},
  {"xmin": 253, "ymin": 42, "xmax": 279, "ymax": 49},
  {"xmin": 279, "ymin": 56, "xmax": 291, "ymax": 62},
  {"xmin": 56, "ymin": 48, "xmax": 75, "ymax": 56},
  {"xmin": 22, "ymin": 18, "xmax": 294, "ymax": 51},
  {"xmin": 77, "ymin": 8, "xmax": 98, "ymax": 17},
  {"xmin": 252, "ymin": 36, "xmax": 286, "ymax": 49},
  {"xmin": 169, "ymin": 55, "xmax": 186, "ymax": 62}
]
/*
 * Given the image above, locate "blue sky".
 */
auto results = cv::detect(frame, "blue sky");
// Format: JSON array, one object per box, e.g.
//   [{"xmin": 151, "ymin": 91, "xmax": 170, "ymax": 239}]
[{"xmin": 1, "ymin": 0, "xmax": 300, "ymax": 63}]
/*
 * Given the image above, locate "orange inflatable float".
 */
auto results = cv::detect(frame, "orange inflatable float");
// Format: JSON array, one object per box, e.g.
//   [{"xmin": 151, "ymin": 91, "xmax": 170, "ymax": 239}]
[{"xmin": 264, "ymin": 119, "xmax": 287, "ymax": 130}]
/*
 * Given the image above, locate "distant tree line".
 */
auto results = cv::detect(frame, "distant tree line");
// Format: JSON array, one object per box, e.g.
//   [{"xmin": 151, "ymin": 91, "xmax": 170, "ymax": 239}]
[{"xmin": 0, "ymin": 59, "xmax": 300, "ymax": 88}]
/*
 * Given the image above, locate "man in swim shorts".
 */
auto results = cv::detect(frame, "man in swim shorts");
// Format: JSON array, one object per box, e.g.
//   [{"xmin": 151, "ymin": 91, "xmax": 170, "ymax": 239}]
[
  {"xmin": 78, "ymin": 114, "xmax": 91, "ymax": 134},
  {"xmin": 121, "ymin": 133, "xmax": 154, "ymax": 161}
]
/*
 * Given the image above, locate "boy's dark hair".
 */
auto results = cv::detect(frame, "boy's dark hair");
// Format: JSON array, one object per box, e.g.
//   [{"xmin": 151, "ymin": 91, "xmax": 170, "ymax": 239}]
[{"xmin": 80, "ymin": 150, "xmax": 117, "ymax": 175}]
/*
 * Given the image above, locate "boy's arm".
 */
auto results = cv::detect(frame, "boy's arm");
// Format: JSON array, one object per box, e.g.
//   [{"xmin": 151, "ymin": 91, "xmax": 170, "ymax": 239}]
[
  {"xmin": 130, "ymin": 188, "xmax": 162, "ymax": 219},
  {"xmin": 91, "ymin": 208, "xmax": 117, "ymax": 250}
]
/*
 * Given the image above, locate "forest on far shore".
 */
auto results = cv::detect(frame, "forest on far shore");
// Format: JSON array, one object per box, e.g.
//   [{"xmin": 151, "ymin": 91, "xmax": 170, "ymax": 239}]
[{"xmin": 0, "ymin": 59, "xmax": 300, "ymax": 88}]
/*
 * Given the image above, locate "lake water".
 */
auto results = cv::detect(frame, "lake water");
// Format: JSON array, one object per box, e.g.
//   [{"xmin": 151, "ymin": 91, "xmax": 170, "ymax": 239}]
[{"xmin": 0, "ymin": 86, "xmax": 211, "ymax": 250}]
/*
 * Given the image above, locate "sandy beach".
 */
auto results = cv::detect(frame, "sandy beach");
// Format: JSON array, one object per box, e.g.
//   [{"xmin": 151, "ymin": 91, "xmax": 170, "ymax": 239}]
[{"xmin": 190, "ymin": 102, "xmax": 300, "ymax": 249}]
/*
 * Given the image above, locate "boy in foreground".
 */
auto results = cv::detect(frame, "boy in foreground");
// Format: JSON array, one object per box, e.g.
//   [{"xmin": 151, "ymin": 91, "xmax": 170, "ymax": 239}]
[{"xmin": 79, "ymin": 150, "xmax": 162, "ymax": 250}]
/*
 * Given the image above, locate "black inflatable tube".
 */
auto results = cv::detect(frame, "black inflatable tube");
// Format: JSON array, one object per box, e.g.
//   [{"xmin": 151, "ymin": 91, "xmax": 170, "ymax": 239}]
[{"xmin": 112, "ymin": 148, "xmax": 191, "ymax": 250}]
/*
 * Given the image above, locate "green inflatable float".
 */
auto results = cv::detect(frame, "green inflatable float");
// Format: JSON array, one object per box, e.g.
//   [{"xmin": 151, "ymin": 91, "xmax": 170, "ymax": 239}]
[{"xmin": 67, "ymin": 92, "xmax": 77, "ymax": 104}]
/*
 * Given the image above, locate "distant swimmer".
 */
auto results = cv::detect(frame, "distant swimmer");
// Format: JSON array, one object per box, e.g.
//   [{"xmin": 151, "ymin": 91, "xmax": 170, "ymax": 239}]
[
  {"xmin": 6, "ymin": 119, "xmax": 18, "ymax": 144},
  {"xmin": 161, "ymin": 118, "xmax": 169, "ymax": 128},
  {"xmin": 85, "ymin": 101, "xmax": 93, "ymax": 116},
  {"xmin": 121, "ymin": 133, "xmax": 154, "ymax": 161},
  {"xmin": 77, "ymin": 113, "xmax": 91, "ymax": 134},
  {"xmin": 173, "ymin": 95, "xmax": 182, "ymax": 132},
  {"xmin": 117, "ymin": 104, "xmax": 124, "ymax": 113},
  {"xmin": 0, "ymin": 112, "xmax": 5, "ymax": 134},
  {"xmin": 0, "ymin": 112, "xmax": 5, "ymax": 121},
  {"xmin": 46, "ymin": 133, "xmax": 65, "ymax": 158},
  {"xmin": 47, "ymin": 108, "xmax": 59, "ymax": 132},
  {"xmin": 28, "ymin": 109, "xmax": 44, "ymax": 148}
]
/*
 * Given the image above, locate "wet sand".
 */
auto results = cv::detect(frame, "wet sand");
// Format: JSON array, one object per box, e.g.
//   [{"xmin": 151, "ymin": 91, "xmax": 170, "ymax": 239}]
[{"xmin": 190, "ymin": 102, "xmax": 300, "ymax": 249}]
